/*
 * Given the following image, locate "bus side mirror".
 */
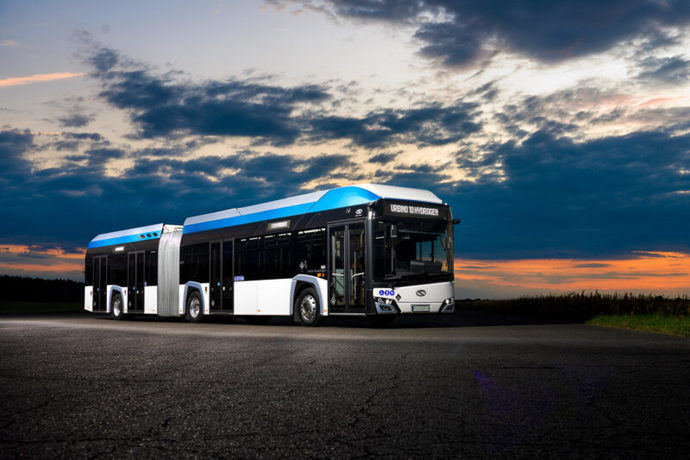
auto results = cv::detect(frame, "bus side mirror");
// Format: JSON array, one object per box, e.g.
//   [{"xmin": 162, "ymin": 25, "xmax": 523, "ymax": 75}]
[
  {"xmin": 390, "ymin": 225, "xmax": 397, "ymax": 238},
  {"xmin": 452, "ymin": 218, "xmax": 461, "ymax": 225}
]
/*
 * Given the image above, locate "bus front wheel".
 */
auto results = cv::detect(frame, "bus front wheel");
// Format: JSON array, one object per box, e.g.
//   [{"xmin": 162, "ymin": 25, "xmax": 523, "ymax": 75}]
[
  {"xmin": 186, "ymin": 291, "xmax": 204, "ymax": 323},
  {"xmin": 111, "ymin": 293, "xmax": 125, "ymax": 321},
  {"xmin": 297, "ymin": 288, "xmax": 323, "ymax": 327}
]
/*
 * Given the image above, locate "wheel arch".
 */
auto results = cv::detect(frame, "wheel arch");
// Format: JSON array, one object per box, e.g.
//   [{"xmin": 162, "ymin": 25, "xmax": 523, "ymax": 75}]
[
  {"xmin": 182, "ymin": 281, "xmax": 206, "ymax": 315},
  {"xmin": 290, "ymin": 275, "xmax": 326, "ymax": 321},
  {"xmin": 108, "ymin": 285, "xmax": 126, "ymax": 313}
]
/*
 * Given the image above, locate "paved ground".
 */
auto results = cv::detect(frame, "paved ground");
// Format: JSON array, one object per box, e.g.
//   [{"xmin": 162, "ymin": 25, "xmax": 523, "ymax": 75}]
[{"xmin": 1, "ymin": 312, "xmax": 688, "ymax": 458}]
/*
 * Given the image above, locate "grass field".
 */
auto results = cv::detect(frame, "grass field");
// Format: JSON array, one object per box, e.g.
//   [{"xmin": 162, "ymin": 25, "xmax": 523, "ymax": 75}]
[
  {"xmin": 0, "ymin": 301, "xmax": 83, "ymax": 315},
  {"xmin": 586, "ymin": 314, "xmax": 689, "ymax": 337},
  {"xmin": 457, "ymin": 293, "xmax": 689, "ymax": 337}
]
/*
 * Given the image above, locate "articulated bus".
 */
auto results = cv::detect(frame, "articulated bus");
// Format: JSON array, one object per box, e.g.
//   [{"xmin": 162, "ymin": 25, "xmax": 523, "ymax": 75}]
[{"xmin": 84, "ymin": 184, "xmax": 458, "ymax": 326}]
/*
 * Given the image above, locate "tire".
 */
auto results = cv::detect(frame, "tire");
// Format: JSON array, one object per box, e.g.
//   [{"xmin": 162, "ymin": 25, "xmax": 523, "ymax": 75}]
[
  {"xmin": 111, "ymin": 293, "xmax": 125, "ymax": 321},
  {"xmin": 370, "ymin": 315, "xmax": 396, "ymax": 328},
  {"xmin": 245, "ymin": 316, "xmax": 272, "ymax": 325},
  {"xmin": 186, "ymin": 291, "xmax": 204, "ymax": 323},
  {"xmin": 296, "ymin": 288, "xmax": 323, "ymax": 327}
]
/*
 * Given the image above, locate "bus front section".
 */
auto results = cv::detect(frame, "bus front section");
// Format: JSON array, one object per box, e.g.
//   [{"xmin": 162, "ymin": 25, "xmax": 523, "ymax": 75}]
[{"xmin": 369, "ymin": 200, "xmax": 455, "ymax": 316}]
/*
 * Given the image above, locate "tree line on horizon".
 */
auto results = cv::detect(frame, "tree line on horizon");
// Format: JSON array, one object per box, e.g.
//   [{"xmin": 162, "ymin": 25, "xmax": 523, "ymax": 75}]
[{"xmin": 0, "ymin": 275, "xmax": 83, "ymax": 303}]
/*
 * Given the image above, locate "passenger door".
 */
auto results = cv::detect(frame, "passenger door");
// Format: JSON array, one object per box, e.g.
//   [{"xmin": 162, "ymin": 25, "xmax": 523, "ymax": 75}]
[
  {"xmin": 328, "ymin": 222, "xmax": 366, "ymax": 313},
  {"xmin": 93, "ymin": 256, "xmax": 107, "ymax": 312},
  {"xmin": 209, "ymin": 241, "xmax": 222, "ymax": 311},
  {"xmin": 210, "ymin": 240, "xmax": 234, "ymax": 312},
  {"xmin": 222, "ymin": 240, "xmax": 234, "ymax": 312},
  {"xmin": 127, "ymin": 251, "xmax": 145, "ymax": 312}
]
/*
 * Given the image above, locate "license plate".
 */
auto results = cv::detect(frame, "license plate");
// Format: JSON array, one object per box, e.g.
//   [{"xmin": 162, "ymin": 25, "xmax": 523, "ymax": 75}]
[{"xmin": 412, "ymin": 304, "xmax": 430, "ymax": 312}]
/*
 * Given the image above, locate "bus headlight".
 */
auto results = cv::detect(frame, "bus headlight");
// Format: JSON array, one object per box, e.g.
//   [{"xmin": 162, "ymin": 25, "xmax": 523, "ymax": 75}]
[
  {"xmin": 440, "ymin": 297, "xmax": 455, "ymax": 313},
  {"xmin": 374, "ymin": 297, "xmax": 398, "ymax": 314}
]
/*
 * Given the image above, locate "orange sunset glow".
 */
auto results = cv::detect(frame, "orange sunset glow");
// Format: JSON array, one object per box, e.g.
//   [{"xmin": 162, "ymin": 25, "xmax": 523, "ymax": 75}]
[
  {"xmin": 455, "ymin": 251, "xmax": 690, "ymax": 296},
  {"xmin": 0, "ymin": 244, "xmax": 84, "ymax": 277}
]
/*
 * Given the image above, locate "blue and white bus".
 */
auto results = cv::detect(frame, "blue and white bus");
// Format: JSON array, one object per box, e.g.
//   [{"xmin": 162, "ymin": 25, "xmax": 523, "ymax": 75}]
[{"xmin": 85, "ymin": 184, "xmax": 457, "ymax": 326}]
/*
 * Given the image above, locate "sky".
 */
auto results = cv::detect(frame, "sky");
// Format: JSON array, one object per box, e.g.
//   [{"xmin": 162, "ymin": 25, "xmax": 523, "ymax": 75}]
[{"xmin": 0, "ymin": 0, "xmax": 689, "ymax": 298}]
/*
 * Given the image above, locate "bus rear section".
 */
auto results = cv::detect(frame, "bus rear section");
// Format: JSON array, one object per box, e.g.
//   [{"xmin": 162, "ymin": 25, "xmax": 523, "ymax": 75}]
[{"xmin": 84, "ymin": 223, "xmax": 182, "ymax": 319}]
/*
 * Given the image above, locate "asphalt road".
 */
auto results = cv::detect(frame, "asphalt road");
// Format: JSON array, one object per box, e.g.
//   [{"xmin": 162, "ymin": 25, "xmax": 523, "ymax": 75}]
[{"xmin": 1, "ymin": 312, "xmax": 688, "ymax": 458}]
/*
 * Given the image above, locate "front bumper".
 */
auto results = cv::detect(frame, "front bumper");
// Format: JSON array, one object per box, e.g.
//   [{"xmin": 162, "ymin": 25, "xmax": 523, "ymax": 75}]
[
  {"xmin": 372, "ymin": 281, "xmax": 455, "ymax": 314},
  {"xmin": 374, "ymin": 297, "xmax": 454, "ymax": 314}
]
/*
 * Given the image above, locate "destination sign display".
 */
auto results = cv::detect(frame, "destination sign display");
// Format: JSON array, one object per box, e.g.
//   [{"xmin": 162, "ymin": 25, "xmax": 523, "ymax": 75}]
[
  {"xmin": 389, "ymin": 203, "xmax": 439, "ymax": 216},
  {"xmin": 267, "ymin": 220, "xmax": 290, "ymax": 231},
  {"xmin": 384, "ymin": 201, "xmax": 448, "ymax": 219}
]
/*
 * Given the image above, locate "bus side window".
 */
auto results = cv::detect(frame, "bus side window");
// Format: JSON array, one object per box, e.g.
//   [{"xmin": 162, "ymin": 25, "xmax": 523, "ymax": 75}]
[
  {"xmin": 85, "ymin": 256, "xmax": 93, "ymax": 285},
  {"xmin": 180, "ymin": 243, "xmax": 208, "ymax": 283},
  {"xmin": 109, "ymin": 253, "xmax": 126, "ymax": 286},
  {"xmin": 294, "ymin": 228, "xmax": 325, "ymax": 274},
  {"xmin": 146, "ymin": 250, "xmax": 157, "ymax": 286},
  {"xmin": 235, "ymin": 237, "xmax": 262, "ymax": 280}
]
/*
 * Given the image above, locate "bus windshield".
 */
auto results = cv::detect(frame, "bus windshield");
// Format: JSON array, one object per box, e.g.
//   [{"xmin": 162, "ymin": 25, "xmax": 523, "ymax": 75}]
[{"xmin": 373, "ymin": 219, "xmax": 453, "ymax": 282}]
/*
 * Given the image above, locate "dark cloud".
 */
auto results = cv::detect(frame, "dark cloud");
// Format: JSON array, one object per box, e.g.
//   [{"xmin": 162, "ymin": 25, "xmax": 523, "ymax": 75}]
[
  {"xmin": 572, "ymin": 263, "xmax": 611, "ymax": 268},
  {"xmin": 468, "ymin": 81, "xmax": 499, "ymax": 102},
  {"xmin": 0, "ymin": 129, "xmax": 356, "ymax": 250},
  {"xmin": 81, "ymin": 148, "xmax": 127, "ymax": 168},
  {"xmin": 369, "ymin": 152, "xmax": 399, "ymax": 164},
  {"xmin": 490, "ymin": 85, "xmax": 633, "ymax": 137},
  {"xmin": 86, "ymin": 46, "xmax": 330, "ymax": 145},
  {"xmin": 83, "ymin": 43, "xmax": 483, "ymax": 148},
  {"xmin": 63, "ymin": 132, "xmax": 104, "ymax": 141},
  {"xmin": 634, "ymin": 29, "xmax": 684, "ymax": 55},
  {"xmin": 307, "ymin": 102, "xmax": 482, "ymax": 147},
  {"xmin": 58, "ymin": 113, "xmax": 94, "ymax": 128},
  {"xmin": 87, "ymin": 46, "xmax": 120, "ymax": 73},
  {"xmin": 441, "ymin": 128, "xmax": 690, "ymax": 259},
  {"xmin": 0, "ymin": 129, "xmax": 33, "ymax": 177},
  {"xmin": 637, "ymin": 55, "xmax": 690, "ymax": 85},
  {"xmin": 38, "ymin": 132, "xmax": 107, "ymax": 153},
  {"xmin": 319, "ymin": 0, "xmax": 690, "ymax": 66},
  {"xmin": 46, "ymin": 95, "xmax": 96, "ymax": 129}
]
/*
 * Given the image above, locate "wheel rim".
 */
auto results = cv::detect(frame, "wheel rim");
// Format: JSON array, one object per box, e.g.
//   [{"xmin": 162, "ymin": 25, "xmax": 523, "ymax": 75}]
[
  {"xmin": 190, "ymin": 297, "xmax": 200, "ymax": 318},
  {"xmin": 300, "ymin": 295, "xmax": 317, "ymax": 322},
  {"xmin": 113, "ymin": 297, "xmax": 121, "ymax": 316}
]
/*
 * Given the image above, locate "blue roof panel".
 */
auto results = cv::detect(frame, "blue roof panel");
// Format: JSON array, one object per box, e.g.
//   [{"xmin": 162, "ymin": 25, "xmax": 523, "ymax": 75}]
[
  {"xmin": 182, "ymin": 183, "xmax": 443, "ymax": 235},
  {"xmin": 88, "ymin": 223, "xmax": 164, "ymax": 249}
]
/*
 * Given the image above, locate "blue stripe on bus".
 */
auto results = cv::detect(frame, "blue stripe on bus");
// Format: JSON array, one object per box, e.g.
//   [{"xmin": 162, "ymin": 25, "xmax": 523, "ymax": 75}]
[
  {"xmin": 182, "ymin": 186, "xmax": 381, "ymax": 235},
  {"xmin": 87, "ymin": 233, "xmax": 160, "ymax": 249}
]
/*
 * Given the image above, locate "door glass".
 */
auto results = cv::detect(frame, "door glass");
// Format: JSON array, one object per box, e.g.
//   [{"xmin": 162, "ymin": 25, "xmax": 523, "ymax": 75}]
[
  {"xmin": 222, "ymin": 241, "xmax": 233, "ymax": 311},
  {"xmin": 210, "ymin": 242, "xmax": 221, "ymax": 310},
  {"xmin": 349, "ymin": 224, "xmax": 365, "ymax": 307},
  {"xmin": 128, "ymin": 253, "xmax": 136, "ymax": 309},
  {"xmin": 136, "ymin": 252, "xmax": 145, "ymax": 310},
  {"xmin": 330, "ymin": 228, "xmax": 345, "ymax": 307},
  {"xmin": 93, "ymin": 258, "xmax": 100, "ymax": 310},
  {"xmin": 100, "ymin": 256, "xmax": 107, "ymax": 311}
]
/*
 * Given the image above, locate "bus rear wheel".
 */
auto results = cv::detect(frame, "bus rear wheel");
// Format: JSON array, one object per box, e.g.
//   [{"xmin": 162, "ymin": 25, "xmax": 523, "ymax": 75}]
[
  {"xmin": 297, "ymin": 288, "xmax": 323, "ymax": 327},
  {"xmin": 186, "ymin": 291, "xmax": 204, "ymax": 323},
  {"xmin": 111, "ymin": 293, "xmax": 125, "ymax": 321}
]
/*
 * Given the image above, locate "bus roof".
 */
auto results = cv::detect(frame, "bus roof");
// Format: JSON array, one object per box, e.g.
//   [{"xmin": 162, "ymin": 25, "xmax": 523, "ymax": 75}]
[
  {"xmin": 88, "ymin": 223, "xmax": 165, "ymax": 249},
  {"xmin": 183, "ymin": 183, "xmax": 442, "ymax": 235}
]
